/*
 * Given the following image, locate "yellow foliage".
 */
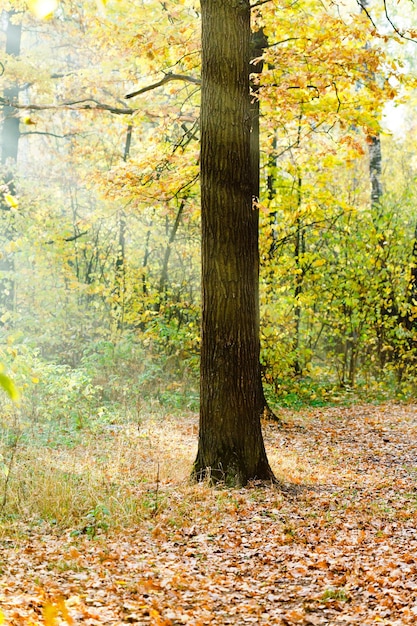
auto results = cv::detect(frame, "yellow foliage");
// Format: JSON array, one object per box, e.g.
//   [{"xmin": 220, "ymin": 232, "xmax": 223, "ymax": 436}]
[
  {"xmin": 42, "ymin": 602, "xmax": 58, "ymax": 626},
  {"xmin": 27, "ymin": 0, "xmax": 58, "ymax": 18},
  {"xmin": 4, "ymin": 194, "xmax": 18, "ymax": 209},
  {"xmin": 0, "ymin": 363, "xmax": 19, "ymax": 403}
]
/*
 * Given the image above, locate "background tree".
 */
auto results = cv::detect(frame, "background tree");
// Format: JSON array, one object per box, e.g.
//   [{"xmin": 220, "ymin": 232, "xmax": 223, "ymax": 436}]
[
  {"xmin": 0, "ymin": 9, "xmax": 22, "ymax": 320},
  {"xmin": 1, "ymin": 0, "xmax": 417, "ymax": 428}
]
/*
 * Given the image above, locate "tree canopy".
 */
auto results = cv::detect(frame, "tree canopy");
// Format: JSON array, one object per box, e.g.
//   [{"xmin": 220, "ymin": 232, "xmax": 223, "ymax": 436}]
[{"xmin": 1, "ymin": 0, "xmax": 417, "ymax": 417}]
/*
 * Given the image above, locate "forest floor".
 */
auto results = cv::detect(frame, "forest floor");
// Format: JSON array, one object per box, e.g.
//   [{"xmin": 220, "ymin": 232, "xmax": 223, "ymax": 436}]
[{"xmin": 1, "ymin": 402, "xmax": 417, "ymax": 625}]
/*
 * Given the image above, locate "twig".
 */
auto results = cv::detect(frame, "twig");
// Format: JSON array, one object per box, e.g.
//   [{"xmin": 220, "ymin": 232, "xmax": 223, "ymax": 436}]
[
  {"xmin": 357, "ymin": 0, "xmax": 417, "ymax": 43},
  {"xmin": 383, "ymin": 0, "xmax": 417, "ymax": 43},
  {"xmin": 356, "ymin": 0, "xmax": 377, "ymax": 29}
]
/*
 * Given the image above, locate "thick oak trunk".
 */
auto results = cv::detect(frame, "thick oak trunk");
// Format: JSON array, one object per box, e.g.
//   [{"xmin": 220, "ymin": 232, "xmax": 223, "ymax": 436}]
[{"xmin": 193, "ymin": 0, "xmax": 275, "ymax": 486}]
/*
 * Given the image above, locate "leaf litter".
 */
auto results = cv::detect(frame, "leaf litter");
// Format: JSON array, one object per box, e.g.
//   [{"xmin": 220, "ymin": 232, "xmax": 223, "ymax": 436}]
[{"xmin": 2, "ymin": 403, "xmax": 417, "ymax": 624}]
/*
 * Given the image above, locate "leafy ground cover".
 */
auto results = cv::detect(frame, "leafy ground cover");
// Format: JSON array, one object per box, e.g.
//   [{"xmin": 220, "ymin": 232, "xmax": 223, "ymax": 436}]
[{"xmin": 1, "ymin": 403, "xmax": 417, "ymax": 624}]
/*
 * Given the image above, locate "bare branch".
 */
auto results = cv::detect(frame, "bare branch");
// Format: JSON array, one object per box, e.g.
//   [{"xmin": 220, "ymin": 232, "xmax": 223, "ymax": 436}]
[
  {"xmin": 383, "ymin": 0, "xmax": 417, "ymax": 43},
  {"xmin": 20, "ymin": 131, "xmax": 76, "ymax": 138},
  {"xmin": 125, "ymin": 72, "xmax": 201, "ymax": 99},
  {"xmin": 0, "ymin": 97, "xmax": 135, "ymax": 115},
  {"xmin": 357, "ymin": 0, "xmax": 417, "ymax": 42}
]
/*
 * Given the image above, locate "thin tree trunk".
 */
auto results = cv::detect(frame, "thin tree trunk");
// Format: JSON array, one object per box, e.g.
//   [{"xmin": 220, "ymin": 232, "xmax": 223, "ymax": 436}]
[
  {"xmin": 0, "ymin": 11, "xmax": 22, "ymax": 321},
  {"xmin": 1, "ymin": 12, "xmax": 21, "ymax": 169},
  {"xmin": 112, "ymin": 124, "xmax": 133, "ymax": 330},
  {"xmin": 267, "ymin": 132, "xmax": 279, "ymax": 259},
  {"xmin": 249, "ymin": 28, "xmax": 281, "ymax": 421},
  {"xmin": 293, "ymin": 175, "xmax": 304, "ymax": 376},
  {"xmin": 113, "ymin": 211, "xmax": 126, "ymax": 329},
  {"xmin": 193, "ymin": 0, "xmax": 275, "ymax": 486},
  {"xmin": 368, "ymin": 134, "xmax": 383, "ymax": 210},
  {"xmin": 142, "ymin": 218, "xmax": 153, "ymax": 296},
  {"xmin": 155, "ymin": 199, "xmax": 186, "ymax": 309}
]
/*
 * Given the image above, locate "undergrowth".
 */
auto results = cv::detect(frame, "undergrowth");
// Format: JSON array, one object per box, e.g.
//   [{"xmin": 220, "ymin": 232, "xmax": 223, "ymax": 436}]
[
  {"xmin": 266, "ymin": 371, "xmax": 417, "ymax": 411},
  {"xmin": 0, "ymin": 339, "xmax": 416, "ymax": 533},
  {"xmin": 0, "ymin": 406, "xmax": 200, "ymax": 533},
  {"xmin": 0, "ymin": 340, "xmax": 200, "ymax": 533}
]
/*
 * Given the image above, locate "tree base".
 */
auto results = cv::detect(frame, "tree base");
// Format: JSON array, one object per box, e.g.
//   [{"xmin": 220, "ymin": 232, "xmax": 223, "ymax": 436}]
[{"xmin": 192, "ymin": 450, "xmax": 276, "ymax": 487}]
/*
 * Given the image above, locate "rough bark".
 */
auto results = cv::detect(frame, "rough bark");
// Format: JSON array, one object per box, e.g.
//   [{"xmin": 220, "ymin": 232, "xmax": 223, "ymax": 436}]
[{"xmin": 193, "ymin": 0, "xmax": 275, "ymax": 486}]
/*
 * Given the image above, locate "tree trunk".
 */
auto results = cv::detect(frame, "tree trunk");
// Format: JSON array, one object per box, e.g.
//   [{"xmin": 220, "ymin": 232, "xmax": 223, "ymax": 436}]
[
  {"xmin": 368, "ymin": 134, "xmax": 382, "ymax": 210},
  {"xmin": 112, "ymin": 124, "xmax": 133, "ymax": 331},
  {"xmin": 249, "ymin": 28, "xmax": 280, "ymax": 421},
  {"xmin": 193, "ymin": 0, "xmax": 275, "ymax": 486},
  {"xmin": 293, "ymin": 178, "xmax": 304, "ymax": 377},
  {"xmin": 1, "ymin": 12, "xmax": 21, "ymax": 169},
  {"xmin": 112, "ymin": 210, "xmax": 126, "ymax": 330},
  {"xmin": 155, "ymin": 198, "xmax": 185, "ymax": 309},
  {"xmin": 0, "ymin": 11, "xmax": 22, "ymax": 321}
]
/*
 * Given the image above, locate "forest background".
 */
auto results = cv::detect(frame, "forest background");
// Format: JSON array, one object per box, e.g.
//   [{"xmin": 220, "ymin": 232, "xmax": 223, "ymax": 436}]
[
  {"xmin": 0, "ymin": 0, "xmax": 416, "ymax": 477},
  {"xmin": 0, "ymin": 1, "xmax": 417, "ymax": 454},
  {"xmin": 0, "ymin": 0, "xmax": 416, "ymax": 483},
  {"xmin": 2, "ymin": 0, "xmax": 417, "ymax": 416},
  {"xmin": 1, "ymin": 2, "xmax": 416, "ymax": 412},
  {"xmin": 1, "ymin": 0, "xmax": 417, "ymax": 623}
]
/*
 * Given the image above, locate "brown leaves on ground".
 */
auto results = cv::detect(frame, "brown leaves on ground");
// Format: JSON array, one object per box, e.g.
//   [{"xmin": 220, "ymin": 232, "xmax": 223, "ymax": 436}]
[{"xmin": 2, "ymin": 403, "xmax": 417, "ymax": 625}]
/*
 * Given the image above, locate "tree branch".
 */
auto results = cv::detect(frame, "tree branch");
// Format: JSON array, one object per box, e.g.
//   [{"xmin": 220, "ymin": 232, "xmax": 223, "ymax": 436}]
[
  {"xmin": 45, "ymin": 230, "xmax": 88, "ymax": 245},
  {"xmin": 382, "ymin": 0, "xmax": 417, "ymax": 43},
  {"xmin": 357, "ymin": 0, "xmax": 417, "ymax": 42},
  {"xmin": 0, "ymin": 97, "xmax": 136, "ymax": 115},
  {"xmin": 250, "ymin": 0, "xmax": 273, "ymax": 7},
  {"xmin": 20, "ymin": 131, "xmax": 76, "ymax": 138},
  {"xmin": 356, "ymin": 0, "xmax": 377, "ymax": 29},
  {"xmin": 267, "ymin": 37, "xmax": 310, "ymax": 48},
  {"xmin": 332, "ymin": 81, "xmax": 341, "ymax": 113},
  {"xmin": 125, "ymin": 72, "xmax": 201, "ymax": 99}
]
